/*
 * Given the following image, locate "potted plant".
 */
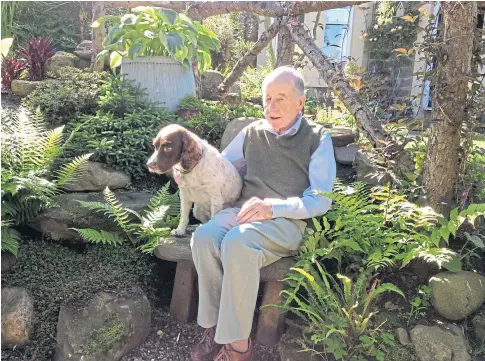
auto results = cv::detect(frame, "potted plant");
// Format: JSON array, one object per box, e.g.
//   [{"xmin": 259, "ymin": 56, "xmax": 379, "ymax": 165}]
[
  {"xmin": 177, "ymin": 95, "xmax": 202, "ymax": 121},
  {"xmin": 93, "ymin": 7, "xmax": 220, "ymax": 111}
]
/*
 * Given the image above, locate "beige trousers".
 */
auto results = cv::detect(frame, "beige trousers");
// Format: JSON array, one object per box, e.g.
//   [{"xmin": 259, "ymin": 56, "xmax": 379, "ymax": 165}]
[{"xmin": 190, "ymin": 207, "xmax": 305, "ymax": 345}]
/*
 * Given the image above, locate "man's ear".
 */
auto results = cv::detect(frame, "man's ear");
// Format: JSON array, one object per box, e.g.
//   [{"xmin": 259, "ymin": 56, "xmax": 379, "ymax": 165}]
[
  {"xmin": 180, "ymin": 130, "xmax": 202, "ymax": 170},
  {"xmin": 299, "ymin": 95, "xmax": 306, "ymax": 110}
]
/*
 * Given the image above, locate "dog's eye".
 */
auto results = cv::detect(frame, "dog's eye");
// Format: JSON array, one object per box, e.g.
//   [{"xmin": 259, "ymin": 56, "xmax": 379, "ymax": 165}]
[{"xmin": 163, "ymin": 146, "xmax": 172, "ymax": 152}]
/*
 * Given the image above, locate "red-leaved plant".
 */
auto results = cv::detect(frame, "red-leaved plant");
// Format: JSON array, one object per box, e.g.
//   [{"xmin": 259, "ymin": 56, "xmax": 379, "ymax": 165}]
[
  {"xmin": 1, "ymin": 56, "xmax": 25, "ymax": 90},
  {"xmin": 18, "ymin": 37, "xmax": 56, "ymax": 81}
]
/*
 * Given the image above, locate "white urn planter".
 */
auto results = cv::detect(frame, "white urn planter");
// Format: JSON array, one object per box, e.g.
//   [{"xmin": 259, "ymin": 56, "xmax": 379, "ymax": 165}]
[{"xmin": 121, "ymin": 56, "xmax": 196, "ymax": 112}]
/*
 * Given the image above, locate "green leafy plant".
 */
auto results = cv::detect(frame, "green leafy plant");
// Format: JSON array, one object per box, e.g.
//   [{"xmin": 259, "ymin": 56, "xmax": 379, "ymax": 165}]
[
  {"xmin": 1, "ymin": 109, "xmax": 91, "ymax": 256},
  {"xmin": 406, "ymin": 285, "xmax": 432, "ymax": 325},
  {"xmin": 315, "ymin": 106, "xmax": 356, "ymax": 128},
  {"xmin": 301, "ymin": 181, "xmax": 484, "ymax": 273},
  {"xmin": 72, "ymin": 182, "xmax": 180, "ymax": 253},
  {"xmin": 277, "ymin": 263, "xmax": 403, "ymax": 361},
  {"xmin": 240, "ymin": 65, "xmax": 273, "ymax": 101},
  {"xmin": 94, "ymin": 6, "xmax": 220, "ymax": 71},
  {"xmin": 178, "ymin": 94, "xmax": 203, "ymax": 109},
  {"xmin": 67, "ymin": 74, "xmax": 178, "ymax": 179},
  {"xmin": 24, "ymin": 67, "xmax": 108, "ymax": 126},
  {"xmin": 183, "ymin": 100, "xmax": 263, "ymax": 148}
]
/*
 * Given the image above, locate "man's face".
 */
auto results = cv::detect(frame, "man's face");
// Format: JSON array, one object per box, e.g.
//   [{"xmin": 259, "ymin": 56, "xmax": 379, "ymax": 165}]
[{"xmin": 263, "ymin": 79, "xmax": 305, "ymax": 133}]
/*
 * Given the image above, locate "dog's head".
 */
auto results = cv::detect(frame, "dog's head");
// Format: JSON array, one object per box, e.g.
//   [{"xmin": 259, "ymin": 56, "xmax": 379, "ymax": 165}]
[{"xmin": 147, "ymin": 124, "xmax": 202, "ymax": 174}]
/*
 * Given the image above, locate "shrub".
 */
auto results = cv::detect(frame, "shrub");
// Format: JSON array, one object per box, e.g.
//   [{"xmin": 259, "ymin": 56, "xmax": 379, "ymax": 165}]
[
  {"xmin": 183, "ymin": 100, "xmax": 263, "ymax": 148},
  {"xmin": 1, "ymin": 109, "xmax": 91, "ymax": 256},
  {"xmin": 178, "ymin": 95, "xmax": 203, "ymax": 109},
  {"xmin": 1, "ymin": 56, "xmax": 25, "ymax": 90},
  {"xmin": 24, "ymin": 67, "xmax": 108, "ymax": 126},
  {"xmin": 67, "ymin": 74, "xmax": 178, "ymax": 179},
  {"xmin": 18, "ymin": 36, "xmax": 55, "ymax": 80},
  {"xmin": 240, "ymin": 65, "xmax": 273, "ymax": 101}
]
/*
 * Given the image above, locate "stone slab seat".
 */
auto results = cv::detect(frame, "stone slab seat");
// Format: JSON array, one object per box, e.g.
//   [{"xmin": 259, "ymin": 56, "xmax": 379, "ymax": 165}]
[{"xmin": 154, "ymin": 225, "xmax": 295, "ymax": 346}]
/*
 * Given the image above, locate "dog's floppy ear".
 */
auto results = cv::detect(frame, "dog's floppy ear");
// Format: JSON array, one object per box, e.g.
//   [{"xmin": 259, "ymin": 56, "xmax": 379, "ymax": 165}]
[{"xmin": 180, "ymin": 130, "xmax": 202, "ymax": 170}]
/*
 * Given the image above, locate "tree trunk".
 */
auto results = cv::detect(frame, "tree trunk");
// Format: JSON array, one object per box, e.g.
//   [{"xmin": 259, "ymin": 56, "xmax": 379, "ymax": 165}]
[
  {"xmin": 276, "ymin": 26, "xmax": 295, "ymax": 66},
  {"xmin": 218, "ymin": 18, "xmax": 286, "ymax": 93},
  {"xmin": 90, "ymin": 2, "xmax": 105, "ymax": 72},
  {"xmin": 423, "ymin": 2, "xmax": 477, "ymax": 216},
  {"xmin": 288, "ymin": 19, "xmax": 388, "ymax": 147},
  {"xmin": 239, "ymin": 12, "xmax": 259, "ymax": 67}
]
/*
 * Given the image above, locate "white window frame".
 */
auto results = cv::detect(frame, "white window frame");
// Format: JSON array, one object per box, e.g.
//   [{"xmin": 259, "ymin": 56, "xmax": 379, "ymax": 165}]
[
  {"xmin": 322, "ymin": 6, "xmax": 354, "ymax": 62},
  {"xmin": 422, "ymin": 2, "xmax": 441, "ymax": 111}
]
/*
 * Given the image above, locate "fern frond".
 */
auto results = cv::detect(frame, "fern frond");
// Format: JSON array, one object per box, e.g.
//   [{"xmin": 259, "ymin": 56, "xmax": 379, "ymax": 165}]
[
  {"xmin": 55, "ymin": 153, "xmax": 92, "ymax": 187},
  {"xmin": 2, "ymin": 197, "xmax": 45, "ymax": 225},
  {"xmin": 1, "ymin": 225, "xmax": 20, "ymax": 256},
  {"xmin": 71, "ymin": 228, "xmax": 125, "ymax": 246},
  {"xmin": 146, "ymin": 182, "xmax": 180, "ymax": 217},
  {"xmin": 40, "ymin": 126, "xmax": 64, "ymax": 169},
  {"xmin": 102, "ymin": 187, "xmax": 133, "ymax": 234}
]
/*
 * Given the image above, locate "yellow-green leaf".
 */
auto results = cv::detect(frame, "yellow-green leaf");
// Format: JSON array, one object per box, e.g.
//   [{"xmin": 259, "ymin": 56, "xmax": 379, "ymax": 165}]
[{"xmin": 110, "ymin": 51, "xmax": 122, "ymax": 68}]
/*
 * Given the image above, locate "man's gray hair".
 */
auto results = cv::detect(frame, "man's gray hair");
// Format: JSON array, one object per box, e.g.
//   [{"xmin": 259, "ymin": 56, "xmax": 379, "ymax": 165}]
[{"xmin": 262, "ymin": 66, "xmax": 305, "ymax": 97}]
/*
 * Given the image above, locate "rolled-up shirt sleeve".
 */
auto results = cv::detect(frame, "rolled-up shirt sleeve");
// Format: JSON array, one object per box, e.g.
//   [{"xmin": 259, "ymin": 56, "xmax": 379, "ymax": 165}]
[{"xmin": 266, "ymin": 131, "xmax": 336, "ymax": 219}]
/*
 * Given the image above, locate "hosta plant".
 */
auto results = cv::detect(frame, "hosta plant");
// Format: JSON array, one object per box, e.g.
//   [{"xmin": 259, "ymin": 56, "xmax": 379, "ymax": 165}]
[
  {"xmin": 1, "ymin": 109, "xmax": 91, "ymax": 256},
  {"xmin": 93, "ymin": 6, "xmax": 220, "ymax": 71},
  {"xmin": 18, "ymin": 36, "xmax": 56, "ymax": 80},
  {"xmin": 72, "ymin": 183, "xmax": 180, "ymax": 253}
]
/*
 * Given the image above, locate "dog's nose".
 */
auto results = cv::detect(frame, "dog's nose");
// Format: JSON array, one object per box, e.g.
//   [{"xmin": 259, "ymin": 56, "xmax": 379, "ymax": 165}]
[{"xmin": 147, "ymin": 161, "xmax": 157, "ymax": 171}]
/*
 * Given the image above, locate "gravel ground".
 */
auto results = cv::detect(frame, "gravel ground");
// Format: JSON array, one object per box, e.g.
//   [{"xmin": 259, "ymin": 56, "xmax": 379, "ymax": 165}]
[{"xmin": 121, "ymin": 307, "xmax": 281, "ymax": 361}]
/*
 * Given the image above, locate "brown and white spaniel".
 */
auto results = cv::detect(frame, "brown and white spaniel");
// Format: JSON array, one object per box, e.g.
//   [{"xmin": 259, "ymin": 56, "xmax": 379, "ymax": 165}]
[{"xmin": 147, "ymin": 124, "xmax": 243, "ymax": 236}]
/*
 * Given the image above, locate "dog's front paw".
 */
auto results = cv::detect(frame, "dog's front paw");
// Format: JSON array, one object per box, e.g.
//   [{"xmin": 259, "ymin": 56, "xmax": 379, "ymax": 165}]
[{"xmin": 170, "ymin": 228, "xmax": 187, "ymax": 237}]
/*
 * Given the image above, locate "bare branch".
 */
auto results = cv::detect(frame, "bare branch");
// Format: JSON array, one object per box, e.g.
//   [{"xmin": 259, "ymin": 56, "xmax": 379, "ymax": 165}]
[
  {"xmin": 218, "ymin": 18, "xmax": 286, "ymax": 93},
  {"xmin": 105, "ymin": 1, "xmax": 364, "ymax": 19},
  {"xmin": 288, "ymin": 19, "xmax": 388, "ymax": 147}
]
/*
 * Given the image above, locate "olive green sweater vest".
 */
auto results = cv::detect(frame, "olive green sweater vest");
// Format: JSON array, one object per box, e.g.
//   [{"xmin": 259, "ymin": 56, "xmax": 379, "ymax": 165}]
[{"xmin": 236, "ymin": 117, "xmax": 325, "ymax": 207}]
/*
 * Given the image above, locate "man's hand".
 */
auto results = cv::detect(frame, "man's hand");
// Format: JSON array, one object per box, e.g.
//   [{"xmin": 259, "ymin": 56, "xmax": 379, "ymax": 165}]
[{"xmin": 237, "ymin": 197, "xmax": 273, "ymax": 224}]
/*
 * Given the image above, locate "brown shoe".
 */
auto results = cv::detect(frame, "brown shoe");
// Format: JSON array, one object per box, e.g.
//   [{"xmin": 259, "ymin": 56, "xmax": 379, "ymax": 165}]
[
  {"xmin": 190, "ymin": 327, "xmax": 222, "ymax": 361},
  {"xmin": 214, "ymin": 339, "xmax": 254, "ymax": 361}
]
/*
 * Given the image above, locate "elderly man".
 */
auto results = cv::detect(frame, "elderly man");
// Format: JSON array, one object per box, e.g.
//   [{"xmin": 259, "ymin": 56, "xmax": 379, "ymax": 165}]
[{"xmin": 190, "ymin": 66, "xmax": 336, "ymax": 361}]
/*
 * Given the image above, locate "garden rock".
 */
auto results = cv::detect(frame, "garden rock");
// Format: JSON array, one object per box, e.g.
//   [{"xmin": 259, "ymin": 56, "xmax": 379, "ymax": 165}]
[
  {"xmin": 472, "ymin": 314, "xmax": 485, "ymax": 341},
  {"xmin": 429, "ymin": 271, "xmax": 485, "ymax": 320},
  {"xmin": 327, "ymin": 127, "xmax": 356, "ymax": 147},
  {"xmin": 335, "ymin": 143, "xmax": 358, "ymax": 165},
  {"xmin": 396, "ymin": 327, "xmax": 411, "ymax": 346},
  {"xmin": 201, "ymin": 70, "xmax": 240, "ymax": 100},
  {"xmin": 11, "ymin": 79, "xmax": 43, "ymax": 97},
  {"xmin": 1, "ymin": 287, "xmax": 34, "ymax": 349},
  {"xmin": 220, "ymin": 117, "xmax": 259, "ymax": 151},
  {"xmin": 353, "ymin": 149, "xmax": 392, "ymax": 186},
  {"xmin": 63, "ymin": 161, "xmax": 131, "ymax": 192},
  {"xmin": 45, "ymin": 51, "xmax": 89, "ymax": 76},
  {"xmin": 31, "ymin": 191, "xmax": 153, "ymax": 242},
  {"xmin": 54, "ymin": 287, "xmax": 151, "ymax": 361},
  {"xmin": 74, "ymin": 40, "xmax": 92, "ymax": 60},
  {"xmin": 410, "ymin": 325, "xmax": 471, "ymax": 361}
]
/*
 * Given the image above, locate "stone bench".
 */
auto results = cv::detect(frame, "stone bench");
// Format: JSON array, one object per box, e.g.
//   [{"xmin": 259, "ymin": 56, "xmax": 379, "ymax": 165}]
[
  {"xmin": 153, "ymin": 117, "xmax": 356, "ymax": 346},
  {"xmin": 154, "ymin": 225, "xmax": 295, "ymax": 345}
]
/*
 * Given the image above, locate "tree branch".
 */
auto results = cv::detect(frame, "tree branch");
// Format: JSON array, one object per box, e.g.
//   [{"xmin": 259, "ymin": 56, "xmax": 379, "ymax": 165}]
[
  {"xmin": 105, "ymin": 1, "xmax": 364, "ymax": 19},
  {"xmin": 218, "ymin": 18, "xmax": 286, "ymax": 93},
  {"xmin": 288, "ymin": 19, "xmax": 388, "ymax": 147}
]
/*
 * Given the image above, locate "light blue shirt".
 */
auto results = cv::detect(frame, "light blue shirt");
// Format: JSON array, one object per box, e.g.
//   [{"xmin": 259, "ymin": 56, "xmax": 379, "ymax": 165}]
[{"xmin": 221, "ymin": 115, "xmax": 336, "ymax": 220}]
